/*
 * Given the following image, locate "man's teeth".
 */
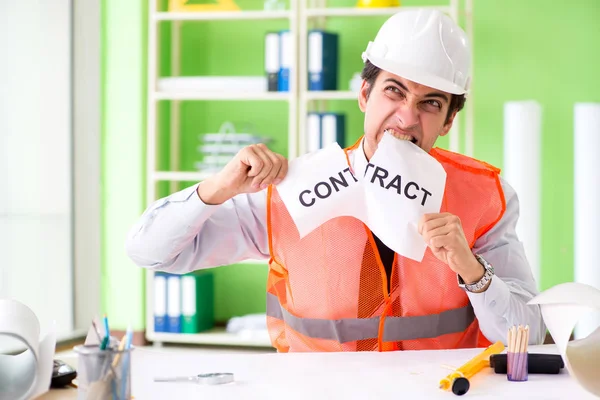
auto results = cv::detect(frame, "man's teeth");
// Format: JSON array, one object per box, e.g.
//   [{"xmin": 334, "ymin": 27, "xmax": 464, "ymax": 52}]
[{"xmin": 385, "ymin": 129, "xmax": 413, "ymax": 142}]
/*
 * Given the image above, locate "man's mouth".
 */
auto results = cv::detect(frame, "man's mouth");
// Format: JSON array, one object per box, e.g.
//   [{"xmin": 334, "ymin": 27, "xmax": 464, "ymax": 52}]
[{"xmin": 384, "ymin": 129, "xmax": 418, "ymax": 144}]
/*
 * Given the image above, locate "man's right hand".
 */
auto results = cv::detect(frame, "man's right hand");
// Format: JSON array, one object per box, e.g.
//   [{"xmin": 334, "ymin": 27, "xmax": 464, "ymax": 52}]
[{"xmin": 196, "ymin": 143, "xmax": 288, "ymax": 205}]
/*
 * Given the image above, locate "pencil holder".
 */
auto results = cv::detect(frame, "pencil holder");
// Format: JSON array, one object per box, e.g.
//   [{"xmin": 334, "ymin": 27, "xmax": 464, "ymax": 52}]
[
  {"xmin": 507, "ymin": 351, "xmax": 528, "ymax": 382},
  {"xmin": 74, "ymin": 344, "xmax": 134, "ymax": 400},
  {"xmin": 507, "ymin": 324, "xmax": 529, "ymax": 382}
]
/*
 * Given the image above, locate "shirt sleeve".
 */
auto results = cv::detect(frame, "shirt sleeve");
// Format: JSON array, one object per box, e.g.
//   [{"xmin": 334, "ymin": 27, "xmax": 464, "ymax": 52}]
[
  {"xmin": 125, "ymin": 183, "xmax": 270, "ymax": 274},
  {"xmin": 467, "ymin": 177, "xmax": 547, "ymax": 345}
]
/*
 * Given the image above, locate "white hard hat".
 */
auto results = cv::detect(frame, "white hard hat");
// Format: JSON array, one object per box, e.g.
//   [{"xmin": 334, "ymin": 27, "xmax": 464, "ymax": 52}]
[{"xmin": 362, "ymin": 8, "xmax": 471, "ymax": 95}]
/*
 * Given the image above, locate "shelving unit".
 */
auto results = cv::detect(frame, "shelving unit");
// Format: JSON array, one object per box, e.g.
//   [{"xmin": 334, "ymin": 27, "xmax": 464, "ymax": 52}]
[
  {"xmin": 146, "ymin": 0, "xmax": 297, "ymax": 349},
  {"xmin": 145, "ymin": 0, "xmax": 473, "ymax": 348}
]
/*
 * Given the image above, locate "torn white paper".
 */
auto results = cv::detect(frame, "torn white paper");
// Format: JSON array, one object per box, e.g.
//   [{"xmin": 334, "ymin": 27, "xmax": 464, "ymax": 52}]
[
  {"xmin": 0, "ymin": 299, "xmax": 56, "ymax": 400},
  {"xmin": 528, "ymin": 282, "xmax": 600, "ymax": 397},
  {"xmin": 363, "ymin": 133, "xmax": 447, "ymax": 261},
  {"xmin": 276, "ymin": 142, "xmax": 365, "ymax": 238},
  {"xmin": 276, "ymin": 132, "xmax": 447, "ymax": 261}
]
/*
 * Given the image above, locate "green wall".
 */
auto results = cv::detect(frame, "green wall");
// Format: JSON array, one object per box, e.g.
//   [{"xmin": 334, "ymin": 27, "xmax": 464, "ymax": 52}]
[
  {"xmin": 102, "ymin": 0, "xmax": 600, "ymax": 330},
  {"xmin": 473, "ymin": 0, "xmax": 600, "ymax": 290}
]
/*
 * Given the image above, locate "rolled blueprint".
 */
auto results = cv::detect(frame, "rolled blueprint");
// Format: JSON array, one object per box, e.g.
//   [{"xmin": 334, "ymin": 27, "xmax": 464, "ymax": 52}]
[
  {"xmin": 503, "ymin": 101, "xmax": 542, "ymax": 289},
  {"xmin": 0, "ymin": 299, "xmax": 56, "ymax": 400},
  {"xmin": 574, "ymin": 103, "xmax": 600, "ymax": 339},
  {"xmin": 529, "ymin": 282, "xmax": 600, "ymax": 397}
]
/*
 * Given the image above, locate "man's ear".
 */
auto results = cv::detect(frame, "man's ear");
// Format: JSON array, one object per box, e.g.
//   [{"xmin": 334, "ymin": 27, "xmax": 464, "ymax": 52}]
[
  {"xmin": 358, "ymin": 79, "xmax": 370, "ymax": 112},
  {"xmin": 440, "ymin": 110, "xmax": 457, "ymax": 137}
]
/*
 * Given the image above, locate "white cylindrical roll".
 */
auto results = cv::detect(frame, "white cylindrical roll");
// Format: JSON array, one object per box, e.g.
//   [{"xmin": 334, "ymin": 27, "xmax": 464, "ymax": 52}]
[
  {"xmin": 503, "ymin": 101, "xmax": 542, "ymax": 290},
  {"xmin": 574, "ymin": 103, "xmax": 600, "ymax": 339},
  {"xmin": 0, "ymin": 299, "xmax": 40, "ymax": 400}
]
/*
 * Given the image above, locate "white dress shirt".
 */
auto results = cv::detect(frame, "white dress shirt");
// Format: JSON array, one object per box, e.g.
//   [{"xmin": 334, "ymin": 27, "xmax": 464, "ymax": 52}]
[{"xmin": 126, "ymin": 140, "xmax": 546, "ymax": 346}]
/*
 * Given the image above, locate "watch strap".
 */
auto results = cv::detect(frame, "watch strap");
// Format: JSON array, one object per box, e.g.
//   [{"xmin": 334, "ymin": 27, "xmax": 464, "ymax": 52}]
[{"xmin": 458, "ymin": 254, "xmax": 494, "ymax": 292}]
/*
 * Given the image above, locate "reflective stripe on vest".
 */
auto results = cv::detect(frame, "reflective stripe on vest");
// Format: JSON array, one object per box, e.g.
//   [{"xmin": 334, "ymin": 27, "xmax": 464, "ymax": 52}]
[{"xmin": 266, "ymin": 292, "xmax": 475, "ymax": 343}]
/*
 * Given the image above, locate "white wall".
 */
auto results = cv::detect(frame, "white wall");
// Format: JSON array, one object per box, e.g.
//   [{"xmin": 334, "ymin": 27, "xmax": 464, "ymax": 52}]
[{"xmin": 0, "ymin": 0, "xmax": 74, "ymax": 338}]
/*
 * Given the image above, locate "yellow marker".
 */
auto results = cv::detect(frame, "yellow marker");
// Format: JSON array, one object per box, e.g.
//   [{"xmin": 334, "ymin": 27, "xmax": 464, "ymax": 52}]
[
  {"xmin": 439, "ymin": 341, "xmax": 505, "ymax": 396},
  {"xmin": 357, "ymin": 0, "xmax": 400, "ymax": 7}
]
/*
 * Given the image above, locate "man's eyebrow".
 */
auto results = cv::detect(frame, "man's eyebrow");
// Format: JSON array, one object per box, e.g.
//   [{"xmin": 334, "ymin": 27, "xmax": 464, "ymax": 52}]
[{"xmin": 383, "ymin": 78, "xmax": 450, "ymax": 104}]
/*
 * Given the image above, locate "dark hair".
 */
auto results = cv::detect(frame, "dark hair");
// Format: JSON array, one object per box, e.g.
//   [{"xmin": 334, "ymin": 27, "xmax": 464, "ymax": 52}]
[{"xmin": 360, "ymin": 60, "xmax": 466, "ymax": 124}]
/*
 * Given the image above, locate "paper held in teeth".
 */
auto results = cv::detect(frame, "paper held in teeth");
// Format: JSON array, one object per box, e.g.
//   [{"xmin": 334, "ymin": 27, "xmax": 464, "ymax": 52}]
[
  {"xmin": 385, "ymin": 128, "xmax": 415, "ymax": 142},
  {"xmin": 276, "ymin": 131, "xmax": 447, "ymax": 262}
]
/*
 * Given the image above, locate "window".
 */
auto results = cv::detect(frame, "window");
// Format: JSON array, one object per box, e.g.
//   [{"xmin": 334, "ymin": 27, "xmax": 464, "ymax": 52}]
[{"xmin": 0, "ymin": 0, "xmax": 100, "ymax": 347}]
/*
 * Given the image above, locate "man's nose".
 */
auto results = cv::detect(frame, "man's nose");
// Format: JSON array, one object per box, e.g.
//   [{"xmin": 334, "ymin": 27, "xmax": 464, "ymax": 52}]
[{"xmin": 395, "ymin": 103, "xmax": 420, "ymax": 128}]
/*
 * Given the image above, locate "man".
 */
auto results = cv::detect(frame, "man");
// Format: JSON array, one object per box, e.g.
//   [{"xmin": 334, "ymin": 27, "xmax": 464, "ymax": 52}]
[{"xmin": 127, "ymin": 9, "xmax": 545, "ymax": 352}]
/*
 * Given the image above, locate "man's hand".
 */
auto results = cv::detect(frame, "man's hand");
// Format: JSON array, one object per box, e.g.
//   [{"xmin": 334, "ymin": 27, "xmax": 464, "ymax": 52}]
[
  {"xmin": 197, "ymin": 143, "xmax": 288, "ymax": 205},
  {"xmin": 418, "ymin": 212, "xmax": 485, "ymax": 285}
]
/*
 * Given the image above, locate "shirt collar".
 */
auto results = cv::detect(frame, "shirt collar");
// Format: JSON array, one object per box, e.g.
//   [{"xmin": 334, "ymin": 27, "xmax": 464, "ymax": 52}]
[{"xmin": 349, "ymin": 137, "xmax": 369, "ymax": 177}]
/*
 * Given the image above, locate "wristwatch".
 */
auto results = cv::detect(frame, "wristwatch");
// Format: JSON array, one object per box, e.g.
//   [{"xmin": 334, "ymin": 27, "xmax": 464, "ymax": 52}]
[{"xmin": 458, "ymin": 254, "xmax": 494, "ymax": 292}]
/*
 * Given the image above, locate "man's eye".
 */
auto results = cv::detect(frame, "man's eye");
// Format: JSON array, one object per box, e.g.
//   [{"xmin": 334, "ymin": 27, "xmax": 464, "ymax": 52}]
[
  {"xmin": 385, "ymin": 86, "xmax": 401, "ymax": 93},
  {"xmin": 425, "ymin": 100, "xmax": 442, "ymax": 109}
]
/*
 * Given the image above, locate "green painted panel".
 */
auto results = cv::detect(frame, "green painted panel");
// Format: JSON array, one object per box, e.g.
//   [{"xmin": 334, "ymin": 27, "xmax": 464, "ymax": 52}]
[{"xmin": 102, "ymin": 0, "xmax": 148, "ymax": 330}]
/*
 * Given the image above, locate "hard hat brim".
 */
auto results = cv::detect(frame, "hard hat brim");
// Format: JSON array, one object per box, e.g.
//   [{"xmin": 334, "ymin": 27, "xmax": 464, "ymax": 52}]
[{"xmin": 367, "ymin": 55, "xmax": 468, "ymax": 96}]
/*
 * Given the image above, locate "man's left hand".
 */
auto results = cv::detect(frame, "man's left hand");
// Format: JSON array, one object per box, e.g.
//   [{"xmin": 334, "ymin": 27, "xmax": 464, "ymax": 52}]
[{"xmin": 418, "ymin": 212, "xmax": 484, "ymax": 284}]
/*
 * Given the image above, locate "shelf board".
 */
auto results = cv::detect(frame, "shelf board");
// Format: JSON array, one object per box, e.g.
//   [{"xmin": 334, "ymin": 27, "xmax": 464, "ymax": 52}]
[
  {"xmin": 152, "ymin": 91, "xmax": 290, "ymax": 101},
  {"xmin": 153, "ymin": 10, "xmax": 291, "ymax": 21},
  {"xmin": 147, "ymin": 327, "xmax": 273, "ymax": 348},
  {"xmin": 305, "ymin": 5, "xmax": 450, "ymax": 18},
  {"xmin": 305, "ymin": 90, "xmax": 359, "ymax": 101}
]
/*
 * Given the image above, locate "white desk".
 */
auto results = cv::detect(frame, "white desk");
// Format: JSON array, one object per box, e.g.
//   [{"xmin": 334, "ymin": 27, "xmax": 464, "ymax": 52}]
[{"xmin": 125, "ymin": 345, "xmax": 596, "ymax": 400}]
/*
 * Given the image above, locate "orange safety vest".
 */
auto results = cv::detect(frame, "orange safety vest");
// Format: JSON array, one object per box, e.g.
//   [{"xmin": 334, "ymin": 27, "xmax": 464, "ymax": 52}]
[{"xmin": 265, "ymin": 142, "xmax": 506, "ymax": 352}]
